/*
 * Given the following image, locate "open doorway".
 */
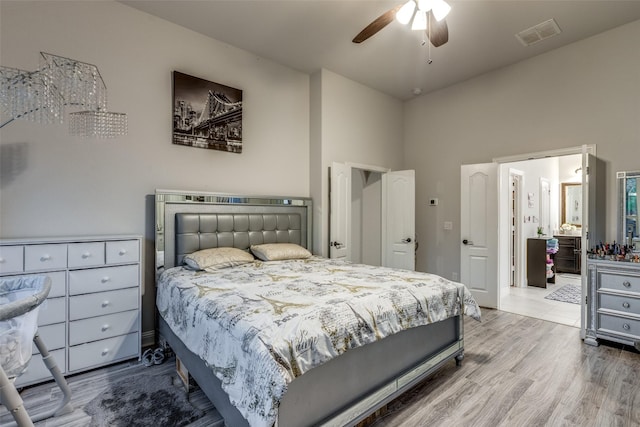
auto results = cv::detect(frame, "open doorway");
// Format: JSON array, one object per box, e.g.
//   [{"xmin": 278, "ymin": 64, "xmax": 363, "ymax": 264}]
[{"xmin": 499, "ymin": 154, "xmax": 582, "ymax": 327}]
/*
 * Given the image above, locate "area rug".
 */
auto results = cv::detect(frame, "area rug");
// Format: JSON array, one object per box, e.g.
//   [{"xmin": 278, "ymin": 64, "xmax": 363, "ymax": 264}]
[
  {"xmin": 545, "ymin": 283, "xmax": 581, "ymax": 305},
  {"xmin": 84, "ymin": 372, "xmax": 204, "ymax": 427}
]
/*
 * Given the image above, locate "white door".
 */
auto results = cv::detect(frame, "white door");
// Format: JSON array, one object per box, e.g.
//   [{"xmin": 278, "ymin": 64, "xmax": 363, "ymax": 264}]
[
  {"xmin": 461, "ymin": 163, "xmax": 499, "ymax": 308},
  {"xmin": 330, "ymin": 162, "xmax": 351, "ymax": 259},
  {"xmin": 382, "ymin": 170, "xmax": 415, "ymax": 270},
  {"xmin": 581, "ymin": 153, "xmax": 605, "ymax": 336}
]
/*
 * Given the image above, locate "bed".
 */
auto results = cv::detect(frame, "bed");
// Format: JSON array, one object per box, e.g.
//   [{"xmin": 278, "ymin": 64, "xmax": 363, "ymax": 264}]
[{"xmin": 154, "ymin": 190, "xmax": 481, "ymax": 427}]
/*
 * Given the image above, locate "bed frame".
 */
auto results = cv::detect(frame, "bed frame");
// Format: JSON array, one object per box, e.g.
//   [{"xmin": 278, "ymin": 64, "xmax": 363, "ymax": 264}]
[{"xmin": 155, "ymin": 190, "xmax": 465, "ymax": 427}]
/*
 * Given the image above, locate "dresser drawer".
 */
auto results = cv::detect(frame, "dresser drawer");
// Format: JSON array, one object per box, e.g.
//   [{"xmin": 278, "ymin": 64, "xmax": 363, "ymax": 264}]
[
  {"xmin": 69, "ymin": 287, "xmax": 138, "ymax": 321},
  {"xmin": 598, "ymin": 313, "xmax": 640, "ymax": 339},
  {"xmin": 33, "ymin": 322, "xmax": 66, "ymax": 354},
  {"xmin": 5, "ymin": 271, "xmax": 66, "ymax": 298},
  {"xmin": 69, "ymin": 332, "xmax": 138, "ymax": 372},
  {"xmin": 68, "ymin": 242, "xmax": 105, "ymax": 268},
  {"xmin": 598, "ymin": 272, "xmax": 640, "ymax": 294},
  {"xmin": 69, "ymin": 264, "xmax": 138, "ymax": 296},
  {"xmin": 25, "ymin": 244, "xmax": 67, "ymax": 272},
  {"xmin": 38, "ymin": 297, "xmax": 66, "ymax": 326},
  {"xmin": 106, "ymin": 240, "xmax": 139, "ymax": 265},
  {"xmin": 69, "ymin": 310, "xmax": 139, "ymax": 345},
  {"xmin": 14, "ymin": 349, "xmax": 65, "ymax": 387},
  {"xmin": 599, "ymin": 293, "xmax": 640, "ymax": 316},
  {"xmin": 0, "ymin": 246, "xmax": 24, "ymax": 274}
]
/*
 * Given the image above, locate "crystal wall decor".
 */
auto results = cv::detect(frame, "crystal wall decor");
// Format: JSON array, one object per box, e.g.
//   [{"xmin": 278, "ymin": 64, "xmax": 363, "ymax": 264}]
[{"xmin": 0, "ymin": 52, "xmax": 127, "ymax": 138}]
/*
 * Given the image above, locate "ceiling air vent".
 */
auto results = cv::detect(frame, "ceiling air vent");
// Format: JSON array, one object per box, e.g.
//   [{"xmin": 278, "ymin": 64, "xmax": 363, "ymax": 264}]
[{"xmin": 515, "ymin": 18, "xmax": 562, "ymax": 47}]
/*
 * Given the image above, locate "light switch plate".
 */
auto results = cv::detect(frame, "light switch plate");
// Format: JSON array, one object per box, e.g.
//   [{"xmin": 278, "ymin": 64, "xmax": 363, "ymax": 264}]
[
  {"xmin": 429, "ymin": 198, "xmax": 438, "ymax": 206},
  {"xmin": 444, "ymin": 221, "xmax": 453, "ymax": 230}
]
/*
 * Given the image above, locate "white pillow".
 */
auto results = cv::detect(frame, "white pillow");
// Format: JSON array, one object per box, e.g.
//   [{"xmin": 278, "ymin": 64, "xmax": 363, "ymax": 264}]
[
  {"xmin": 183, "ymin": 247, "xmax": 254, "ymax": 271},
  {"xmin": 250, "ymin": 243, "xmax": 312, "ymax": 261}
]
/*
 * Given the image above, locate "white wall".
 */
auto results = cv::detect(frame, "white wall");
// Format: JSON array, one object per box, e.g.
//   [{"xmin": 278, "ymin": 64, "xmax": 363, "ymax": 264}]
[
  {"xmin": 310, "ymin": 69, "xmax": 404, "ymax": 256},
  {"xmin": 405, "ymin": 19, "xmax": 640, "ymax": 279},
  {"xmin": 0, "ymin": 1, "xmax": 310, "ymax": 336}
]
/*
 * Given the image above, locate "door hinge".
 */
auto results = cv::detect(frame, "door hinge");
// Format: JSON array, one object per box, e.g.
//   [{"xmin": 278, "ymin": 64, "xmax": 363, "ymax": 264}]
[{"xmin": 585, "ymin": 295, "xmax": 588, "ymax": 305}]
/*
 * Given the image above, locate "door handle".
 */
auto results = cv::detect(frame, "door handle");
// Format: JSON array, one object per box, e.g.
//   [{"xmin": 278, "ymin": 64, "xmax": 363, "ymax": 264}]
[
  {"xmin": 330, "ymin": 241, "xmax": 344, "ymax": 249},
  {"xmin": 401, "ymin": 238, "xmax": 412, "ymax": 243},
  {"xmin": 462, "ymin": 239, "xmax": 474, "ymax": 245}
]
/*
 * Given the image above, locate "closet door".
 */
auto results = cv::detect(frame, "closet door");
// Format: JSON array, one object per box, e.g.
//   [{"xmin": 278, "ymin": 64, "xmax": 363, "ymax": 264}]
[
  {"xmin": 382, "ymin": 170, "xmax": 415, "ymax": 270},
  {"xmin": 329, "ymin": 162, "xmax": 350, "ymax": 259}
]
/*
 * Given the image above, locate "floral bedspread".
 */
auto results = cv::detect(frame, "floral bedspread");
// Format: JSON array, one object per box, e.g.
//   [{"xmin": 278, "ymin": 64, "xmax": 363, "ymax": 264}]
[{"xmin": 156, "ymin": 256, "xmax": 481, "ymax": 427}]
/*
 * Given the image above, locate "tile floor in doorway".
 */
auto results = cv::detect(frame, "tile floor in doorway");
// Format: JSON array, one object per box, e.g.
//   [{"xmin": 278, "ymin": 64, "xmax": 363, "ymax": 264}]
[{"xmin": 500, "ymin": 273, "xmax": 582, "ymax": 328}]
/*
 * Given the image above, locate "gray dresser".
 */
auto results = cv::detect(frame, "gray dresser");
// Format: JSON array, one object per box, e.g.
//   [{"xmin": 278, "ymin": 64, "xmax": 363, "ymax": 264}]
[
  {"xmin": 0, "ymin": 236, "xmax": 141, "ymax": 386},
  {"xmin": 585, "ymin": 259, "xmax": 640, "ymax": 347}
]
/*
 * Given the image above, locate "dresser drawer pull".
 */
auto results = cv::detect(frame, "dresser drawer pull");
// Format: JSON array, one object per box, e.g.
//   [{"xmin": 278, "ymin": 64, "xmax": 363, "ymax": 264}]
[
  {"xmin": 623, "ymin": 302, "xmax": 631, "ymax": 309},
  {"xmin": 101, "ymin": 276, "xmax": 111, "ymax": 283},
  {"xmin": 40, "ymin": 254, "xmax": 51, "ymax": 262},
  {"xmin": 101, "ymin": 324, "xmax": 110, "ymax": 332},
  {"xmin": 101, "ymin": 349, "xmax": 110, "ymax": 357},
  {"xmin": 623, "ymin": 281, "xmax": 631, "ymax": 288},
  {"xmin": 81, "ymin": 252, "xmax": 92, "ymax": 259},
  {"xmin": 101, "ymin": 300, "xmax": 110, "ymax": 308},
  {"xmin": 623, "ymin": 323, "xmax": 631, "ymax": 331},
  {"xmin": 118, "ymin": 249, "xmax": 128, "ymax": 256}
]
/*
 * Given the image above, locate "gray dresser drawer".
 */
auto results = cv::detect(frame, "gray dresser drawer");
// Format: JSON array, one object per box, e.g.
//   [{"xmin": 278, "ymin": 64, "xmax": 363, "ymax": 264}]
[
  {"xmin": 0, "ymin": 246, "xmax": 24, "ymax": 274},
  {"xmin": 599, "ymin": 293, "xmax": 640, "ymax": 316},
  {"xmin": 68, "ymin": 242, "xmax": 106, "ymax": 268},
  {"xmin": 598, "ymin": 313, "xmax": 640, "ymax": 339},
  {"xmin": 598, "ymin": 272, "xmax": 640, "ymax": 293},
  {"xmin": 106, "ymin": 240, "xmax": 139, "ymax": 265},
  {"xmin": 69, "ymin": 264, "xmax": 138, "ymax": 295},
  {"xmin": 38, "ymin": 296, "xmax": 66, "ymax": 326},
  {"xmin": 24, "ymin": 244, "xmax": 67, "ymax": 271},
  {"xmin": 69, "ymin": 287, "xmax": 138, "ymax": 321},
  {"xmin": 69, "ymin": 332, "xmax": 138, "ymax": 372},
  {"xmin": 33, "ymin": 322, "xmax": 66, "ymax": 354},
  {"xmin": 14, "ymin": 349, "xmax": 65, "ymax": 387},
  {"xmin": 69, "ymin": 310, "xmax": 139, "ymax": 345}
]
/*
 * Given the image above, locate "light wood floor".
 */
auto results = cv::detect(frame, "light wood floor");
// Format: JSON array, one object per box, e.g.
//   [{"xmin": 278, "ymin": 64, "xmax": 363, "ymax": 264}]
[{"xmin": 2, "ymin": 310, "xmax": 639, "ymax": 426}]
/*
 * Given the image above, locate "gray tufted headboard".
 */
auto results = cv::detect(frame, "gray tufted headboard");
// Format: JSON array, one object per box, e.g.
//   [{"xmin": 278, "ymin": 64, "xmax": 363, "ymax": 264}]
[
  {"xmin": 174, "ymin": 212, "xmax": 304, "ymax": 266},
  {"xmin": 155, "ymin": 190, "xmax": 312, "ymax": 270}
]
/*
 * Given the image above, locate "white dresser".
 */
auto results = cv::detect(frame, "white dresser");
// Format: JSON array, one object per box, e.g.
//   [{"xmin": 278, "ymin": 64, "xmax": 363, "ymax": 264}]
[
  {"xmin": 585, "ymin": 258, "xmax": 640, "ymax": 347},
  {"xmin": 0, "ymin": 236, "xmax": 142, "ymax": 386}
]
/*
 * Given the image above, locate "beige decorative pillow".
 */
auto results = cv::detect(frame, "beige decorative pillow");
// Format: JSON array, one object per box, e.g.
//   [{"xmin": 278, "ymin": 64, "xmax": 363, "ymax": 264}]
[
  {"xmin": 250, "ymin": 243, "xmax": 312, "ymax": 261},
  {"xmin": 183, "ymin": 247, "xmax": 254, "ymax": 271}
]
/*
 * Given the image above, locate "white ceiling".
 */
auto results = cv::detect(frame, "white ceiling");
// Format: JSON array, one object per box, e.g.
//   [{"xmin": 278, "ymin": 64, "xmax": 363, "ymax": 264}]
[{"xmin": 120, "ymin": 0, "xmax": 640, "ymax": 101}]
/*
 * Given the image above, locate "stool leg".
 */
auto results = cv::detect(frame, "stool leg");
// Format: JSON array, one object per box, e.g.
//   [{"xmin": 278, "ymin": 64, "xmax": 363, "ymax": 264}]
[{"xmin": 0, "ymin": 365, "xmax": 34, "ymax": 427}]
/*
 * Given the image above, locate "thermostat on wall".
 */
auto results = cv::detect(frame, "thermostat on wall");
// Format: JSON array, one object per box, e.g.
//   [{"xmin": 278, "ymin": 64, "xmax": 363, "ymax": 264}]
[{"xmin": 429, "ymin": 198, "xmax": 439, "ymax": 206}]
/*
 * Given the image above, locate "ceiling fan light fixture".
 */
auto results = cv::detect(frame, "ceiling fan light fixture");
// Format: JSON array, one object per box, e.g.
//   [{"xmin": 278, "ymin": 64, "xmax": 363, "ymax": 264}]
[
  {"xmin": 411, "ymin": 11, "xmax": 427, "ymax": 30},
  {"xmin": 432, "ymin": 0, "xmax": 451, "ymax": 21},
  {"xmin": 417, "ymin": 0, "xmax": 433, "ymax": 12},
  {"xmin": 396, "ymin": 0, "xmax": 416, "ymax": 25}
]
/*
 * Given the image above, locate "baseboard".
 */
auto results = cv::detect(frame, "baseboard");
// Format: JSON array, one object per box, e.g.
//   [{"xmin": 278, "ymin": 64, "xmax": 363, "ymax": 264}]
[{"xmin": 142, "ymin": 329, "xmax": 156, "ymax": 349}]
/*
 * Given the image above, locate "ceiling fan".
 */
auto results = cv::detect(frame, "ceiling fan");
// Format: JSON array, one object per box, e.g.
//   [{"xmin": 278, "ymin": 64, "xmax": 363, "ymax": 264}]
[{"xmin": 352, "ymin": 0, "xmax": 451, "ymax": 47}]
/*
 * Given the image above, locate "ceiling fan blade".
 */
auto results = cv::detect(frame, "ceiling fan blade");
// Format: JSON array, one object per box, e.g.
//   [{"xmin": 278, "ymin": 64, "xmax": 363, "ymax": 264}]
[
  {"xmin": 352, "ymin": 5, "xmax": 402, "ymax": 44},
  {"xmin": 426, "ymin": 12, "xmax": 449, "ymax": 47}
]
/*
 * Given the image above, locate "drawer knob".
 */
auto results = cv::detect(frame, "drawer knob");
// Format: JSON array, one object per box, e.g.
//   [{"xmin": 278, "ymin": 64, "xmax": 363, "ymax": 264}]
[
  {"xmin": 101, "ymin": 300, "xmax": 110, "ymax": 308},
  {"xmin": 623, "ymin": 323, "xmax": 631, "ymax": 330},
  {"xmin": 101, "ymin": 324, "xmax": 110, "ymax": 332},
  {"xmin": 623, "ymin": 281, "xmax": 631, "ymax": 288},
  {"xmin": 623, "ymin": 302, "xmax": 631, "ymax": 309},
  {"xmin": 101, "ymin": 349, "xmax": 109, "ymax": 356},
  {"xmin": 40, "ymin": 254, "xmax": 51, "ymax": 262},
  {"xmin": 0, "ymin": 258, "xmax": 5, "ymax": 263},
  {"xmin": 82, "ymin": 252, "xmax": 92, "ymax": 259},
  {"xmin": 101, "ymin": 277, "xmax": 111, "ymax": 283},
  {"xmin": 119, "ymin": 249, "xmax": 128, "ymax": 256}
]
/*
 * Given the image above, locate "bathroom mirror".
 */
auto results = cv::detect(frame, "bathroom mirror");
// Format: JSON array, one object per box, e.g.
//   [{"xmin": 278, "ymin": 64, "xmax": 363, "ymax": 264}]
[
  {"xmin": 561, "ymin": 183, "xmax": 582, "ymax": 226},
  {"xmin": 618, "ymin": 171, "xmax": 639, "ymax": 249}
]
